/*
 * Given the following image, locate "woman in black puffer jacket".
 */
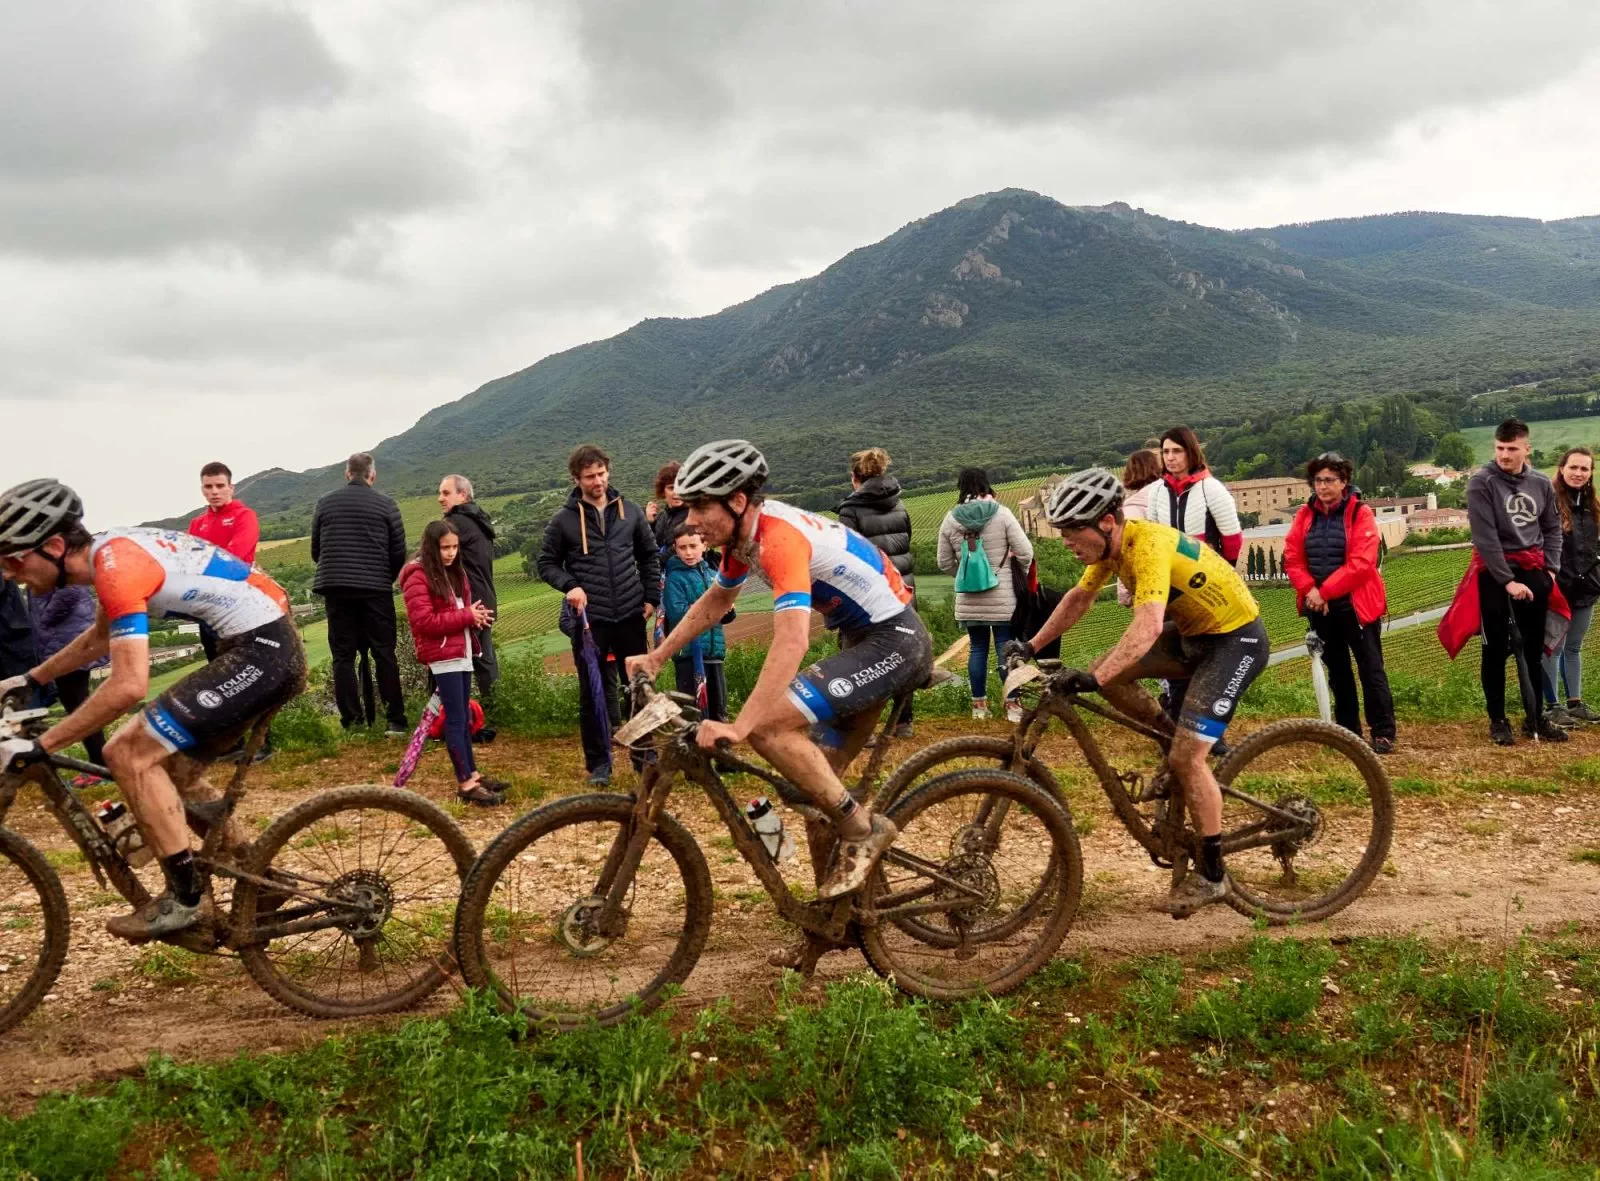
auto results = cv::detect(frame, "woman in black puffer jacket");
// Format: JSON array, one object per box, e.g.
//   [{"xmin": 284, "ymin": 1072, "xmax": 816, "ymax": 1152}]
[{"xmin": 837, "ymin": 447, "xmax": 917, "ymax": 736}]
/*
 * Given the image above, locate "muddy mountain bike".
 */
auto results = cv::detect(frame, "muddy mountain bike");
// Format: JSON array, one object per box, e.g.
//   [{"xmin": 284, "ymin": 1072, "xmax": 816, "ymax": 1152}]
[
  {"xmin": 453, "ymin": 674, "xmax": 1082, "ymax": 1029},
  {"xmin": 0, "ymin": 696, "xmax": 475, "ymax": 1035},
  {"xmin": 877, "ymin": 660, "xmax": 1394, "ymax": 924}
]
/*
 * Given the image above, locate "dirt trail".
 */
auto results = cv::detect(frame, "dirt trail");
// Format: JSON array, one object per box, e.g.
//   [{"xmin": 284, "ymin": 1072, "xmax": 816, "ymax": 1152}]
[{"xmin": 2, "ymin": 716, "xmax": 1598, "ymax": 1107}]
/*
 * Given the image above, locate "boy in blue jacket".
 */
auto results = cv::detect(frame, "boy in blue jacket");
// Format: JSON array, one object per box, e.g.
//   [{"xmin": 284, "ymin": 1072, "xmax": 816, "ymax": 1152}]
[{"xmin": 662, "ymin": 525, "xmax": 728, "ymax": 722}]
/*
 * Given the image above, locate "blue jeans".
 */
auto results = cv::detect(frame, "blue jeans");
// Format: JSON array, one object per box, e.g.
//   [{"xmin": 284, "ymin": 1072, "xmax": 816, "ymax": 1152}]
[
  {"xmin": 436, "ymin": 670, "xmax": 477, "ymax": 784},
  {"xmin": 1543, "ymin": 601, "xmax": 1594, "ymax": 704},
  {"xmin": 965, "ymin": 622, "xmax": 1013, "ymax": 699}
]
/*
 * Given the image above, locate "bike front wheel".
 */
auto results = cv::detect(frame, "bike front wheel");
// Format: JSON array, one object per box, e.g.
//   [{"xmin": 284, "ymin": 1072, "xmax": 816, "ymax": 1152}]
[
  {"xmin": 0, "ymin": 827, "xmax": 70, "ymax": 1036},
  {"xmin": 234, "ymin": 786, "xmax": 476, "ymax": 1018},
  {"xmin": 859, "ymin": 769, "xmax": 1081, "ymax": 999},
  {"xmin": 1213, "ymin": 719, "xmax": 1394, "ymax": 924},
  {"xmin": 454, "ymin": 793, "xmax": 713, "ymax": 1030}
]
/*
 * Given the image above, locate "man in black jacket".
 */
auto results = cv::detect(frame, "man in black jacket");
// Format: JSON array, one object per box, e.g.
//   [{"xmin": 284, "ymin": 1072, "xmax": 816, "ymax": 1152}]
[
  {"xmin": 312, "ymin": 452, "xmax": 408, "ymax": 733},
  {"xmin": 439, "ymin": 474, "xmax": 499, "ymax": 730},
  {"xmin": 538, "ymin": 444, "xmax": 660, "ymax": 784}
]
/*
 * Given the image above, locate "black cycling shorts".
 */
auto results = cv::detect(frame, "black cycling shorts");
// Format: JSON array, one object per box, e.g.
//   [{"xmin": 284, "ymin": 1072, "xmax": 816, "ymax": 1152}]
[
  {"xmin": 142, "ymin": 617, "xmax": 306, "ymax": 758},
  {"xmin": 1127, "ymin": 617, "xmax": 1268, "ymax": 744},
  {"xmin": 787, "ymin": 610, "xmax": 934, "ymax": 748}
]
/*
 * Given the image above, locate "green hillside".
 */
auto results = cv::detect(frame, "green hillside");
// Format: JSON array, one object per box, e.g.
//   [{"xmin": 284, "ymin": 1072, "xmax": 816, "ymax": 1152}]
[
  {"xmin": 1462, "ymin": 414, "xmax": 1600, "ymax": 464},
  {"xmin": 169, "ymin": 192, "xmax": 1600, "ymax": 528}
]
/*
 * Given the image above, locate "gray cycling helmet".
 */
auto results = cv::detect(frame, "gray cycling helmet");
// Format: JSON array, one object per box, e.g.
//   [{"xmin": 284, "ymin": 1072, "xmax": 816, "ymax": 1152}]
[
  {"xmin": 674, "ymin": 439, "xmax": 769, "ymax": 500},
  {"xmin": 1044, "ymin": 467, "xmax": 1124, "ymax": 528},
  {"xmin": 0, "ymin": 478, "xmax": 83, "ymax": 556}
]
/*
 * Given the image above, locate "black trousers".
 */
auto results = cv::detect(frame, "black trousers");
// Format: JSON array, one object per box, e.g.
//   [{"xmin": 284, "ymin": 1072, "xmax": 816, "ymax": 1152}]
[
  {"xmin": 200, "ymin": 622, "xmax": 274, "ymax": 752},
  {"xmin": 1308, "ymin": 603, "xmax": 1396, "ymax": 741},
  {"xmin": 1479, "ymin": 568, "xmax": 1552, "ymax": 726},
  {"xmin": 673, "ymin": 656, "xmax": 729, "ymax": 723},
  {"xmin": 572, "ymin": 614, "xmax": 648, "ymax": 772},
  {"xmin": 473, "ymin": 628, "xmax": 499, "ymax": 711},
  {"xmin": 323, "ymin": 591, "xmax": 407, "ymax": 730},
  {"xmin": 54, "ymin": 669, "xmax": 107, "ymax": 766}
]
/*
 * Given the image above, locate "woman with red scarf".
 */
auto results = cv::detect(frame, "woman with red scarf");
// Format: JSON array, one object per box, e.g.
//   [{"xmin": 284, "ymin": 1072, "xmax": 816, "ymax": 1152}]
[
  {"xmin": 1283, "ymin": 453, "xmax": 1396, "ymax": 754},
  {"xmin": 1146, "ymin": 426, "xmax": 1243, "ymax": 562}
]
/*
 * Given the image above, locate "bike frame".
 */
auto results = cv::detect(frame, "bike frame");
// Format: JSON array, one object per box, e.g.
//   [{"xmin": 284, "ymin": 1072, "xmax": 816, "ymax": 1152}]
[
  {"xmin": 1005, "ymin": 679, "xmax": 1318, "ymax": 864},
  {"xmin": 587, "ymin": 691, "xmax": 988, "ymax": 948},
  {"xmin": 0, "ymin": 710, "xmax": 385, "ymax": 950}
]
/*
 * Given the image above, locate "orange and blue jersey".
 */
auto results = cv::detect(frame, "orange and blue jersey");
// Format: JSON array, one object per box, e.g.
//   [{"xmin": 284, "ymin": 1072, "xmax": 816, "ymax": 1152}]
[
  {"xmin": 90, "ymin": 528, "xmax": 288, "ymax": 642},
  {"xmin": 715, "ymin": 500, "xmax": 913, "ymax": 634}
]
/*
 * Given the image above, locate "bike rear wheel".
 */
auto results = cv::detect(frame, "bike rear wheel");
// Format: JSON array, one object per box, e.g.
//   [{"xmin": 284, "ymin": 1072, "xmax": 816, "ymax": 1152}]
[
  {"xmin": 454, "ymin": 793, "xmax": 713, "ymax": 1030},
  {"xmin": 859, "ymin": 769, "xmax": 1081, "ymax": 999},
  {"xmin": 0, "ymin": 828, "xmax": 70, "ymax": 1036},
  {"xmin": 234, "ymin": 786, "xmax": 475, "ymax": 1018},
  {"xmin": 1213, "ymin": 719, "xmax": 1394, "ymax": 924}
]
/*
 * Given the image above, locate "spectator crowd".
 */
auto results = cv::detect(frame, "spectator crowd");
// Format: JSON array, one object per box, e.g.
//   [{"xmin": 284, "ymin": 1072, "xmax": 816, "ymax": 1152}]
[{"xmin": 8, "ymin": 414, "xmax": 1599, "ymax": 808}]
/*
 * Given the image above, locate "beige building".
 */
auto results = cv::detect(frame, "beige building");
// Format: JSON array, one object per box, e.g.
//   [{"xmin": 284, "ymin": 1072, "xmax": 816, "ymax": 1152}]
[
  {"xmin": 1224, "ymin": 476, "xmax": 1305, "ymax": 517},
  {"xmin": 1018, "ymin": 474, "xmax": 1068, "ymax": 538}
]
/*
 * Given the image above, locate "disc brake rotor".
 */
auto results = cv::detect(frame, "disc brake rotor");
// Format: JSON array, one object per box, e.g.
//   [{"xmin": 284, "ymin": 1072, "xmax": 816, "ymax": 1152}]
[{"xmin": 557, "ymin": 895, "xmax": 619, "ymax": 957}]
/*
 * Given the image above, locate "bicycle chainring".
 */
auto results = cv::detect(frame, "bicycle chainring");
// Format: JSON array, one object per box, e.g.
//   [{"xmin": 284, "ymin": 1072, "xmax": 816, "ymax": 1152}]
[{"xmin": 327, "ymin": 869, "xmax": 394, "ymax": 940}]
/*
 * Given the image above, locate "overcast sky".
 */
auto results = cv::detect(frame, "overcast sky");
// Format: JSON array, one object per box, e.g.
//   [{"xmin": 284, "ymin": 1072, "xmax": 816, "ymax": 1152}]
[{"xmin": 6, "ymin": 0, "xmax": 1600, "ymax": 526}]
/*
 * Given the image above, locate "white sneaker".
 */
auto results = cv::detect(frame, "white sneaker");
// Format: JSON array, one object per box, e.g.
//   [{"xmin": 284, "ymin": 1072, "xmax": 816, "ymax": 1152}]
[
  {"xmin": 1005, "ymin": 703, "xmax": 1024, "ymax": 724},
  {"xmin": 971, "ymin": 700, "xmax": 989, "ymax": 721}
]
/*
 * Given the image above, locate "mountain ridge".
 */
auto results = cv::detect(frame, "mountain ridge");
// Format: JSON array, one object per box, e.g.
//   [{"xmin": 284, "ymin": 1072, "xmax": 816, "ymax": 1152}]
[{"xmin": 147, "ymin": 189, "xmax": 1600, "ymax": 530}]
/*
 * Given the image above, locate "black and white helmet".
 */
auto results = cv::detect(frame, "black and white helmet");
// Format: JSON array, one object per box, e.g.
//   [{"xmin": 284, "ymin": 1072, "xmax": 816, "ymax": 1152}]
[
  {"xmin": 675, "ymin": 440, "xmax": 769, "ymax": 500},
  {"xmin": 0, "ymin": 479, "xmax": 83, "ymax": 556},
  {"xmin": 1044, "ymin": 468, "xmax": 1124, "ymax": 528}
]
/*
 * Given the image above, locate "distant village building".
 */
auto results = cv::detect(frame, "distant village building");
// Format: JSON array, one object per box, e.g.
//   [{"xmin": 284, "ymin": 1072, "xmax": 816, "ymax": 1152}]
[
  {"xmin": 1406, "ymin": 463, "xmax": 1467, "ymax": 486},
  {"xmin": 1018, "ymin": 473, "xmax": 1069, "ymax": 538},
  {"xmin": 1367, "ymin": 494, "xmax": 1435, "ymax": 519},
  {"xmin": 1407, "ymin": 507, "xmax": 1471, "ymax": 532},
  {"xmin": 1223, "ymin": 476, "xmax": 1304, "ymax": 517}
]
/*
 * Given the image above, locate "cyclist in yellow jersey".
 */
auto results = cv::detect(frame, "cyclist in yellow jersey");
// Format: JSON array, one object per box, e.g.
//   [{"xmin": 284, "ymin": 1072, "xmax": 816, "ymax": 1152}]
[{"xmin": 1001, "ymin": 468, "xmax": 1268, "ymax": 917}]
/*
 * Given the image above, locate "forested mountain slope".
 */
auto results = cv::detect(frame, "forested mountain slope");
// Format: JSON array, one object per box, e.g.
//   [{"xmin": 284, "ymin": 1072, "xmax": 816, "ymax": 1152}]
[{"xmin": 153, "ymin": 192, "xmax": 1600, "ymax": 531}]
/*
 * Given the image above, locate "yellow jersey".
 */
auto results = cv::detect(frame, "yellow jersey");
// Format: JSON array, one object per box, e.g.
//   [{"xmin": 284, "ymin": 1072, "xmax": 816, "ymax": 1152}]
[{"xmin": 1076, "ymin": 519, "xmax": 1260, "ymax": 636}]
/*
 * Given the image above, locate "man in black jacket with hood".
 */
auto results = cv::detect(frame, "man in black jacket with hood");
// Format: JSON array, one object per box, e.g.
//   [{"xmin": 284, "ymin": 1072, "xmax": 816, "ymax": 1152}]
[
  {"xmin": 312, "ymin": 452, "xmax": 408, "ymax": 733},
  {"xmin": 538, "ymin": 445, "xmax": 660, "ymax": 784},
  {"xmin": 439, "ymin": 474, "xmax": 499, "ymax": 733}
]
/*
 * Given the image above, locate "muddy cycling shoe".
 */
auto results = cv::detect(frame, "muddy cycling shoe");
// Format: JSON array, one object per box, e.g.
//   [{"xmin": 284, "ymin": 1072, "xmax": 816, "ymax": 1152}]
[
  {"xmin": 1154, "ymin": 874, "xmax": 1229, "ymax": 919},
  {"xmin": 817, "ymin": 813, "xmax": 898, "ymax": 901},
  {"xmin": 106, "ymin": 893, "xmax": 213, "ymax": 942},
  {"xmin": 1489, "ymin": 718, "xmax": 1516, "ymax": 747},
  {"xmin": 1523, "ymin": 718, "xmax": 1570, "ymax": 743}
]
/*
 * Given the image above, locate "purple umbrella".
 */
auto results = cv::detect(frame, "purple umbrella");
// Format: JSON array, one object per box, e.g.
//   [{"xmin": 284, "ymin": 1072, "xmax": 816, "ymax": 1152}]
[{"xmin": 576, "ymin": 609, "xmax": 613, "ymax": 750}]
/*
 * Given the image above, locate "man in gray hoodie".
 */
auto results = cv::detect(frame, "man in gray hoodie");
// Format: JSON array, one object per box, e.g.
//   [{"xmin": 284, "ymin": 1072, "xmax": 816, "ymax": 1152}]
[{"xmin": 1466, "ymin": 417, "xmax": 1565, "ymax": 745}]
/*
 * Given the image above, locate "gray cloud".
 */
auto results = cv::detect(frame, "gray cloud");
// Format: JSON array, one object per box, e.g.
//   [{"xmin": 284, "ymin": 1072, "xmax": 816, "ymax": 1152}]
[{"xmin": 2, "ymin": 0, "xmax": 1599, "ymax": 525}]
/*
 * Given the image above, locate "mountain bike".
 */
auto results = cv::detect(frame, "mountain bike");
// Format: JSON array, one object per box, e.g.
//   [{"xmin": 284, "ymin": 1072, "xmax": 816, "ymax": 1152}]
[
  {"xmin": 453, "ymin": 674, "xmax": 1082, "ymax": 1029},
  {"xmin": 0, "ymin": 696, "xmax": 475, "ymax": 1035},
  {"xmin": 876, "ymin": 660, "xmax": 1394, "ymax": 925}
]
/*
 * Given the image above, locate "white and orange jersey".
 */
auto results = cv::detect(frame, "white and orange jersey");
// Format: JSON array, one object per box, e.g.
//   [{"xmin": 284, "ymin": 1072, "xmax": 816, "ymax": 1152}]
[
  {"xmin": 716, "ymin": 500, "xmax": 913, "ymax": 633},
  {"xmin": 90, "ymin": 528, "xmax": 289, "ymax": 642}
]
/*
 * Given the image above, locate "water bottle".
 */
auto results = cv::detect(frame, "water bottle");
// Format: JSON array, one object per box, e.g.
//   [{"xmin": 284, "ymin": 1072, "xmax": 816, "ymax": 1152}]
[
  {"xmin": 745, "ymin": 797, "xmax": 796, "ymax": 862},
  {"xmin": 94, "ymin": 800, "xmax": 152, "ymax": 867}
]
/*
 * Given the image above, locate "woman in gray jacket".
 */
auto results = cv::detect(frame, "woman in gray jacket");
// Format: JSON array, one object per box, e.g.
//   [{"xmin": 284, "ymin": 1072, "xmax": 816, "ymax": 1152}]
[{"xmin": 937, "ymin": 468, "xmax": 1034, "ymax": 721}]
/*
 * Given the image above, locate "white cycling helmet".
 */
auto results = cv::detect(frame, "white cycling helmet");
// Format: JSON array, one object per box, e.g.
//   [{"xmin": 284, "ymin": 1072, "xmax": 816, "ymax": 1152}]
[
  {"xmin": 1044, "ymin": 468, "xmax": 1124, "ymax": 528},
  {"xmin": 0, "ymin": 478, "xmax": 84, "ymax": 556},
  {"xmin": 674, "ymin": 440, "xmax": 769, "ymax": 500}
]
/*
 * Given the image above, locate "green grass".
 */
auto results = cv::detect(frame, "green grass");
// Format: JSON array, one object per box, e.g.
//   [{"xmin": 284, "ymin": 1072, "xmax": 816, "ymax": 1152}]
[{"xmin": 4, "ymin": 934, "xmax": 1597, "ymax": 1178}]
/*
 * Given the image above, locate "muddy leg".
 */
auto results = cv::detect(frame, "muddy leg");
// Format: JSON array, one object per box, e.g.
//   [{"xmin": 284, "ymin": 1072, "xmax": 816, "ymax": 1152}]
[{"xmin": 169, "ymin": 756, "xmax": 250, "ymax": 852}]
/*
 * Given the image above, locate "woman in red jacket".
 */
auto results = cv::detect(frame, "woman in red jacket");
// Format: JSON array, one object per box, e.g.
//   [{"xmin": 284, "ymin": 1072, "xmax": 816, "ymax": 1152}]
[
  {"xmin": 402, "ymin": 521, "xmax": 507, "ymax": 805},
  {"xmin": 1283, "ymin": 452, "xmax": 1397, "ymax": 753}
]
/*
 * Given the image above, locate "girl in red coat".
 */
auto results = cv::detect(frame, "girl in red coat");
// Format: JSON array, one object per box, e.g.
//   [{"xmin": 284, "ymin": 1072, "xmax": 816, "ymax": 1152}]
[
  {"xmin": 402, "ymin": 520, "xmax": 507, "ymax": 805},
  {"xmin": 1283, "ymin": 452, "xmax": 1397, "ymax": 753}
]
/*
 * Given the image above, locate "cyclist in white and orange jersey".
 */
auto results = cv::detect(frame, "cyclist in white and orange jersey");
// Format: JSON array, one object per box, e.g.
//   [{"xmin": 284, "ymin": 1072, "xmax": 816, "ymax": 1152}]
[
  {"xmin": 0, "ymin": 480, "xmax": 306, "ymax": 940},
  {"xmin": 628, "ymin": 441, "xmax": 933, "ymax": 914}
]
